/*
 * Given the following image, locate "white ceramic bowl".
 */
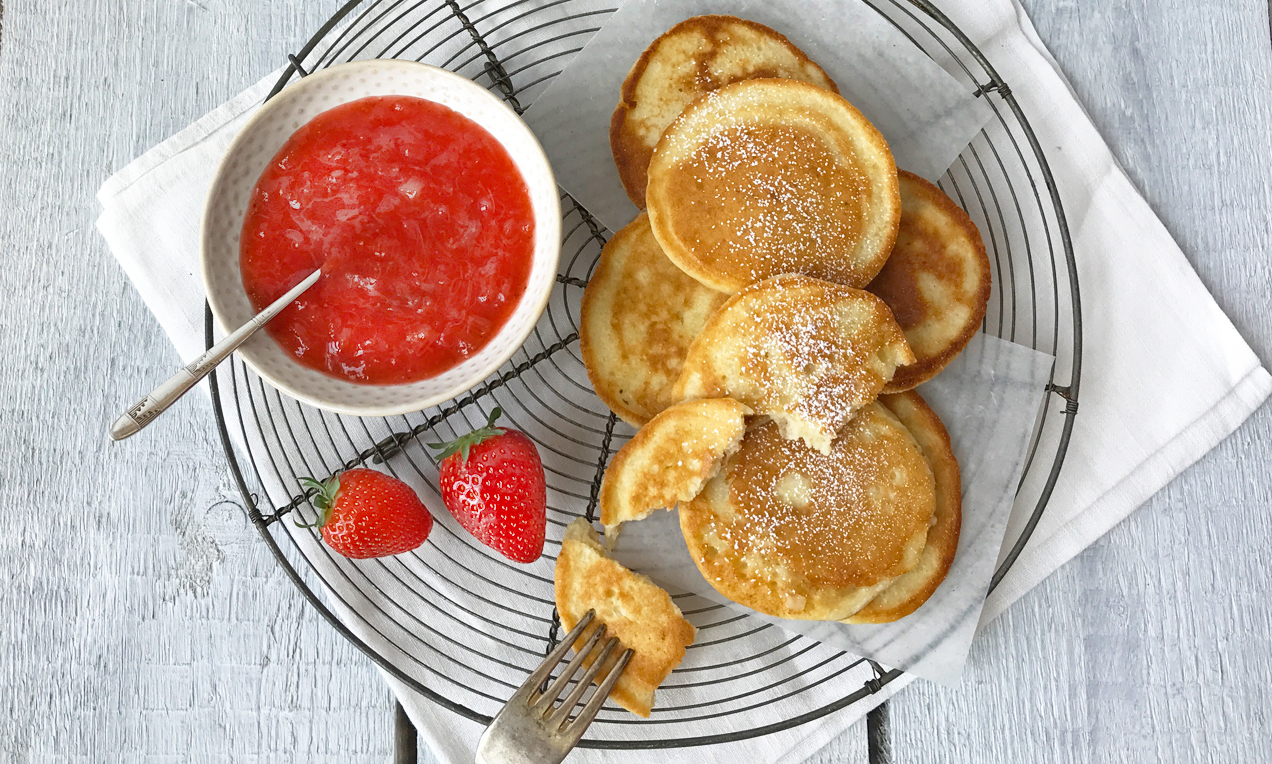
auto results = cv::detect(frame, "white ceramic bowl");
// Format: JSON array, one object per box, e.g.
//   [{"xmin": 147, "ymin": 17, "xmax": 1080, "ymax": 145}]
[{"xmin": 202, "ymin": 60, "xmax": 560, "ymax": 416}]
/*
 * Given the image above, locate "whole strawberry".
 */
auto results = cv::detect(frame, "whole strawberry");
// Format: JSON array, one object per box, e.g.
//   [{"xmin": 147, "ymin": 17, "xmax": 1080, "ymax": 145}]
[
  {"xmin": 430, "ymin": 407, "xmax": 546, "ymax": 563},
  {"xmin": 299, "ymin": 468, "xmax": 433, "ymax": 559}
]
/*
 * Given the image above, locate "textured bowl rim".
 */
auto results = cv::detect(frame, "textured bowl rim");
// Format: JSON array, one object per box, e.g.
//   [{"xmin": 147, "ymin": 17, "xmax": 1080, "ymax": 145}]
[{"xmin": 201, "ymin": 59, "xmax": 562, "ymax": 417}]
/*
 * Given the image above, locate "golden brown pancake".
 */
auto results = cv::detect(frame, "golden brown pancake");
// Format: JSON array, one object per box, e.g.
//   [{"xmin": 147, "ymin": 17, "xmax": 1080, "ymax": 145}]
[
  {"xmin": 868, "ymin": 171, "xmax": 991, "ymax": 392},
  {"xmin": 554, "ymin": 519, "xmax": 696, "ymax": 717},
  {"xmin": 846, "ymin": 391, "xmax": 961, "ymax": 624},
  {"xmin": 611, "ymin": 15, "xmax": 838, "ymax": 208},
  {"xmin": 680, "ymin": 405, "xmax": 936, "ymax": 621},
  {"xmin": 671, "ymin": 275, "xmax": 914, "ymax": 454},
  {"xmin": 580, "ymin": 212, "xmax": 729, "ymax": 426},
  {"xmin": 599, "ymin": 398, "xmax": 750, "ymax": 537},
  {"xmin": 646, "ymin": 78, "xmax": 900, "ymax": 293}
]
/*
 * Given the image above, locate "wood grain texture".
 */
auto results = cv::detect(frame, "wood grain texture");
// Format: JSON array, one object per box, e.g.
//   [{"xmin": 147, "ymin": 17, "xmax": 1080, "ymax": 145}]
[
  {"xmin": 0, "ymin": 0, "xmax": 399, "ymax": 760},
  {"xmin": 0, "ymin": 0, "xmax": 1269, "ymax": 762}
]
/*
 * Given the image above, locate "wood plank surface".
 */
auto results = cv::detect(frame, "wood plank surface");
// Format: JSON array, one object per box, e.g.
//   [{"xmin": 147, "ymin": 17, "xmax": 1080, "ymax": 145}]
[
  {"xmin": 0, "ymin": 0, "xmax": 1268, "ymax": 762},
  {"xmin": 0, "ymin": 1, "xmax": 399, "ymax": 760}
]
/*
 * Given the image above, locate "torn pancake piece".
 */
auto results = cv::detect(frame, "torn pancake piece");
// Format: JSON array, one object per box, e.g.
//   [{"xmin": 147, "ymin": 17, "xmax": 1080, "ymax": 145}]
[
  {"xmin": 554, "ymin": 519, "xmax": 697, "ymax": 717},
  {"xmin": 599, "ymin": 398, "xmax": 752, "ymax": 538}
]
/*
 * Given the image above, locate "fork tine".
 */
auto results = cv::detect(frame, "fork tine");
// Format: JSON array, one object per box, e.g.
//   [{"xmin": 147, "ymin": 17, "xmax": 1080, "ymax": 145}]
[
  {"xmin": 563, "ymin": 647, "xmax": 634, "ymax": 740},
  {"xmin": 534, "ymin": 623, "xmax": 607, "ymax": 711},
  {"xmin": 522, "ymin": 610, "xmax": 594, "ymax": 696},
  {"xmin": 545, "ymin": 636, "xmax": 620, "ymax": 731}
]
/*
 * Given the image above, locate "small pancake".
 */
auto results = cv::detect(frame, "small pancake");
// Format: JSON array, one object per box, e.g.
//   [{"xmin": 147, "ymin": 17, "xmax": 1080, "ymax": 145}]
[
  {"xmin": 680, "ymin": 405, "xmax": 936, "ymax": 621},
  {"xmin": 611, "ymin": 15, "xmax": 838, "ymax": 208},
  {"xmin": 646, "ymin": 78, "xmax": 900, "ymax": 293},
  {"xmin": 555, "ymin": 519, "xmax": 696, "ymax": 717},
  {"xmin": 671, "ymin": 275, "xmax": 914, "ymax": 454},
  {"xmin": 846, "ymin": 391, "xmax": 962, "ymax": 624},
  {"xmin": 599, "ymin": 398, "xmax": 751, "ymax": 537},
  {"xmin": 868, "ymin": 171, "xmax": 991, "ymax": 392},
  {"xmin": 580, "ymin": 212, "xmax": 729, "ymax": 426}
]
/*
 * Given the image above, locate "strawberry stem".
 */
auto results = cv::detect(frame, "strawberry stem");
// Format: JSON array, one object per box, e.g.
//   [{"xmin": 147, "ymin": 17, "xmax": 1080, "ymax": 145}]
[
  {"xmin": 427, "ymin": 407, "xmax": 504, "ymax": 463},
  {"xmin": 295, "ymin": 475, "xmax": 339, "ymax": 529}
]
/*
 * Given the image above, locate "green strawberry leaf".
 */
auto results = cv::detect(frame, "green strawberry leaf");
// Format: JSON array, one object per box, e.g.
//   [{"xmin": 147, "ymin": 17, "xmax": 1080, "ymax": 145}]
[
  {"xmin": 295, "ymin": 474, "xmax": 340, "ymax": 529},
  {"xmin": 426, "ymin": 407, "xmax": 505, "ymax": 463}
]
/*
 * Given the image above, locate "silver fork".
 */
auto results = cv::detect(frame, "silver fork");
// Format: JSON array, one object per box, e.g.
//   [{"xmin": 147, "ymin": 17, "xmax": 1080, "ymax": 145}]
[{"xmin": 476, "ymin": 610, "xmax": 633, "ymax": 764}]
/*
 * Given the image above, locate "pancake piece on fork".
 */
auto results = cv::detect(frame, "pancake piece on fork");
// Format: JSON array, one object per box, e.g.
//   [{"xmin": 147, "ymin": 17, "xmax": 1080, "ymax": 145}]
[
  {"xmin": 611, "ymin": 14, "xmax": 838, "ymax": 207},
  {"xmin": 846, "ymin": 390, "xmax": 962, "ymax": 624},
  {"xmin": 679, "ymin": 405, "xmax": 936, "ymax": 621},
  {"xmin": 671, "ymin": 275, "xmax": 914, "ymax": 454},
  {"xmin": 646, "ymin": 78, "xmax": 900, "ymax": 293},
  {"xmin": 580, "ymin": 212, "xmax": 729, "ymax": 426},
  {"xmin": 554, "ymin": 519, "xmax": 696, "ymax": 717},
  {"xmin": 868, "ymin": 171, "xmax": 991, "ymax": 392}
]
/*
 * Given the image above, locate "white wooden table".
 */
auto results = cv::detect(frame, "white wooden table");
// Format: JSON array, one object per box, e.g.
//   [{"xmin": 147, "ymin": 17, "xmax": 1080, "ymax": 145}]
[{"xmin": 1, "ymin": 0, "xmax": 1269, "ymax": 761}]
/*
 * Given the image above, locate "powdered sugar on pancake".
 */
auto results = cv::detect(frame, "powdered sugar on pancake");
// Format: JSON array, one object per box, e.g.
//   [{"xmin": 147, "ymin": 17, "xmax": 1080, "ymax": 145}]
[{"xmin": 672, "ymin": 275, "xmax": 915, "ymax": 453}]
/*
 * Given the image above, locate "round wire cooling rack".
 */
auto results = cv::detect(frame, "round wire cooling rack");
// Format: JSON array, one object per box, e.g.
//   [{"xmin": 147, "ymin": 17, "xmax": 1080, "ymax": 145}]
[{"xmin": 207, "ymin": 0, "xmax": 1083, "ymax": 749}]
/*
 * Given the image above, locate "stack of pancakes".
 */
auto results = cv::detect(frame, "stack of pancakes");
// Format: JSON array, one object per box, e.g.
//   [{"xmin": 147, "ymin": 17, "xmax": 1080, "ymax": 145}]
[{"xmin": 558, "ymin": 14, "xmax": 990, "ymax": 715}]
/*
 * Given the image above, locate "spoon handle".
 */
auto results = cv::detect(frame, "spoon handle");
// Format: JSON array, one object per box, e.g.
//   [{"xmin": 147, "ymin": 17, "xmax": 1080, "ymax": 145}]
[{"xmin": 110, "ymin": 269, "xmax": 322, "ymax": 441}]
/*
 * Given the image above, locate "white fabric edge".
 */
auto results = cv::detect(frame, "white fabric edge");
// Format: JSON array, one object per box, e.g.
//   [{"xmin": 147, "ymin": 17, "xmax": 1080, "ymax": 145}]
[
  {"xmin": 95, "ymin": 212, "xmax": 205, "ymax": 364},
  {"xmin": 983, "ymin": 365, "xmax": 1272, "ymax": 622},
  {"xmin": 966, "ymin": 0, "xmax": 1272, "ymax": 622}
]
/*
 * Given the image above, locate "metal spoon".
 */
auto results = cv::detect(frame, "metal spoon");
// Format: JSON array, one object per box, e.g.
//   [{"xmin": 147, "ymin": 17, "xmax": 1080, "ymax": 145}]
[{"xmin": 109, "ymin": 269, "xmax": 322, "ymax": 441}]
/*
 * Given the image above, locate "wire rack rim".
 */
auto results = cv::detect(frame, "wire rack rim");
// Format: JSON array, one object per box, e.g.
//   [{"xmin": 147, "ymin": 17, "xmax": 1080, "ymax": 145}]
[{"xmin": 209, "ymin": 0, "xmax": 1083, "ymax": 748}]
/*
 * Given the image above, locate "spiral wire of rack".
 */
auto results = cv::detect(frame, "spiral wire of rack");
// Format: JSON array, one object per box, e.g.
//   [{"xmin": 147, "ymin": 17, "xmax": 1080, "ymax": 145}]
[{"xmin": 207, "ymin": 0, "xmax": 1082, "ymax": 748}]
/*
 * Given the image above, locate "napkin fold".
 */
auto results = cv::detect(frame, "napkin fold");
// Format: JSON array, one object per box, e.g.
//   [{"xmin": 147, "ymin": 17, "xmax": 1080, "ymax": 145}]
[{"xmin": 97, "ymin": 0, "xmax": 1270, "ymax": 762}]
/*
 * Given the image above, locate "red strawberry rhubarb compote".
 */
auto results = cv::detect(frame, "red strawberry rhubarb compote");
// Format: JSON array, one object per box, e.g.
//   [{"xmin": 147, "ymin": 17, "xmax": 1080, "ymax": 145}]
[{"xmin": 240, "ymin": 95, "xmax": 535, "ymax": 384}]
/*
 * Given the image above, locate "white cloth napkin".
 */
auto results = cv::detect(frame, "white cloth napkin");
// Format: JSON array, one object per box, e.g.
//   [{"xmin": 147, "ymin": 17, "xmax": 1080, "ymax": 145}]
[{"xmin": 97, "ymin": 0, "xmax": 1271, "ymax": 762}]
